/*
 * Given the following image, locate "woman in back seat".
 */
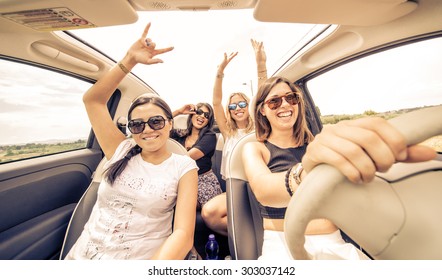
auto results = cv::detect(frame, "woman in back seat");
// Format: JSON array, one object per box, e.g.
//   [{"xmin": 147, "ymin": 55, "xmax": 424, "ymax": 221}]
[
  {"xmin": 201, "ymin": 40, "xmax": 265, "ymax": 236},
  {"xmin": 170, "ymin": 102, "xmax": 223, "ymax": 210}
]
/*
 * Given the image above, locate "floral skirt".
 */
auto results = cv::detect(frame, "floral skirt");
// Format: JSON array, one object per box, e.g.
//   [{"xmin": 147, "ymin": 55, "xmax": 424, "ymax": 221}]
[{"xmin": 197, "ymin": 170, "xmax": 222, "ymax": 209}]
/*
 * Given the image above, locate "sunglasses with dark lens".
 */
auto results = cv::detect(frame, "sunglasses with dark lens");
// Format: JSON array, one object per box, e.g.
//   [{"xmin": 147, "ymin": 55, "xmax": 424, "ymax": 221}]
[
  {"xmin": 228, "ymin": 101, "xmax": 248, "ymax": 110},
  {"xmin": 263, "ymin": 92, "xmax": 300, "ymax": 110},
  {"xmin": 195, "ymin": 109, "xmax": 210, "ymax": 119},
  {"xmin": 127, "ymin": 115, "xmax": 166, "ymax": 134}
]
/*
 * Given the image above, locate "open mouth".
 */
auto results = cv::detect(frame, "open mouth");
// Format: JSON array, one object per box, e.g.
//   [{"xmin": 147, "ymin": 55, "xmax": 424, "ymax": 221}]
[
  {"xmin": 196, "ymin": 118, "xmax": 206, "ymax": 125},
  {"xmin": 141, "ymin": 134, "xmax": 159, "ymax": 141},
  {"xmin": 277, "ymin": 110, "xmax": 293, "ymax": 118}
]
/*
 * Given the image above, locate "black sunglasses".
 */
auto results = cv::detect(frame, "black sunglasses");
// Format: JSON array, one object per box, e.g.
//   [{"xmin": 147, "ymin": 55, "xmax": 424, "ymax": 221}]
[
  {"xmin": 195, "ymin": 109, "xmax": 210, "ymax": 119},
  {"xmin": 263, "ymin": 92, "xmax": 300, "ymax": 110},
  {"xmin": 127, "ymin": 115, "xmax": 166, "ymax": 134},
  {"xmin": 228, "ymin": 101, "xmax": 248, "ymax": 110}
]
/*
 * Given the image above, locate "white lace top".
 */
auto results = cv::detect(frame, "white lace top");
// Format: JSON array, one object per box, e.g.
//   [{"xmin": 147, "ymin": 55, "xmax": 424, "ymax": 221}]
[
  {"xmin": 220, "ymin": 129, "xmax": 248, "ymax": 179},
  {"xmin": 65, "ymin": 139, "xmax": 198, "ymax": 260}
]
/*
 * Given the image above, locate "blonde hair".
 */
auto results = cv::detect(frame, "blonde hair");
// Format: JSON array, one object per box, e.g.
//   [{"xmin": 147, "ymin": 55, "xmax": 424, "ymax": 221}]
[{"xmin": 224, "ymin": 92, "xmax": 254, "ymax": 137}]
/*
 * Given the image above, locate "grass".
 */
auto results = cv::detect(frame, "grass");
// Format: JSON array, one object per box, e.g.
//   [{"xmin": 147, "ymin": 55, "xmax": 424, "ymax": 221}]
[{"xmin": 0, "ymin": 140, "xmax": 87, "ymax": 163}]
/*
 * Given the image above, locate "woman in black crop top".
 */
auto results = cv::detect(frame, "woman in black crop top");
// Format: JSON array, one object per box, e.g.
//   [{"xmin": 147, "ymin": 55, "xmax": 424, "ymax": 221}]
[
  {"xmin": 243, "ymin": 76, "xmax": 436, "ymax": 260},
  {"xmin": 171, "ymin": 102, "xmax": 222, "ymax": 210}
]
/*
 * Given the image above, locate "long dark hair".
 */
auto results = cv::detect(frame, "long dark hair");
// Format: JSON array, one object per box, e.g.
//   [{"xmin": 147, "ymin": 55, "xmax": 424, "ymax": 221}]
[
  {"xmin": 182, "ymin": 102, "xmax": 215, "ymax": 141},
  {"xmin": 104, "ymin": 94, "xmax": 173, "ymax": 185},
  {"xmin": 254, "ymin": 77, "xmax": 314, "ymax": 145}
]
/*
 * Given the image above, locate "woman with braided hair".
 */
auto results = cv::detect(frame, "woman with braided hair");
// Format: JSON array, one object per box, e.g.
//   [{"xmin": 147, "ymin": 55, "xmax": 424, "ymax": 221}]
[{"xmin": 65, "ymin": 23, "xmax": 199, "ymax": 260}]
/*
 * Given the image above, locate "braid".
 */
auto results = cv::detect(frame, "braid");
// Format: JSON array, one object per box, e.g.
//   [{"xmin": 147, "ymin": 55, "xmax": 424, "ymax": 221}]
[{"xmin": 104, "ymin": 145, "xmax": 142, "ymax": 185}]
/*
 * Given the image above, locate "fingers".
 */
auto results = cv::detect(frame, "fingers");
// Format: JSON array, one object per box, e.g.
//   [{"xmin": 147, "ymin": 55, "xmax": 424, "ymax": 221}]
[
  {"xmin": 221, "ymin": 52, "xmax": 238, "ymax": 68},
  {"xmin": 405, "ymin": 145, "xmax": 436, "ymax": 162},
  {"xmin": 148, "ymin": 58, "xmax": 164, "ymax": 64},
  {"xmin": 155, "ymin": 46, "xmax": 174, "ymax": 55},
  {"xmin": 142, "ymin": 22, "xmax": 151, "ymax": 39},
  {"xmin": 180, "ymin": 104, "xmax": 196, "ymax": 115},
  {"xmin": 135, "ymin": 22, "xmax": 174, "ymax": 64},
  {"xmin": 303, "ymin": 125, "xmax": 382, "ymax": 183},
  {"xmin": 302, "ymin": 137, "xmax": 369, "ymax": 184},
  {"xmin": 144, "ymin": 36, "xmax": 174, "ymax": 55},
  {"xmin": 343, "ymin": 117, "xmax": 408, "ymax": 162},
  {"xmin": 251, "ymin": 38, "xmax": 257, "ymax": 48},
  {"xmin": 145, "ymin": 38, "xmax": 155, "ymax": 48},
  {"xmin": 186, "ymin": 104, "xmax": 196, "ymax": 112},
  {"xmin": 251, "ymin": 38, "xmax": 263, "ymax": 50},
  {"xmin": 228, "ymin": 52, "xmax": 238, "ymax": 61},
  {"xmin": 302, "ymin": 117, "xmax": 416, "ymax": 184}
]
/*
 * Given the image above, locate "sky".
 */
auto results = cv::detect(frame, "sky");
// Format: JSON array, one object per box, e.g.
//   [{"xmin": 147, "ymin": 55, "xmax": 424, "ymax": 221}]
[
  {"xmin": 1, "ymin": 9, "xmax": 441, "ymax": 146},
  {"xmin": 0, "ymin": 9, "xmax": 318, "ymax": 146},
  {"xmin": 70, "ymin": 10, "xmax": 442, "ymax": 115},
  {"xmin": 70, "ymin": 9, "xmax": 317, "ymax": 111}
]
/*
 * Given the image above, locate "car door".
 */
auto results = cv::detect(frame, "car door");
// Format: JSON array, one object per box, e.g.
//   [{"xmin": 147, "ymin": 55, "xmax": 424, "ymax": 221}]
[{"xmin": 0, "ymin": 58, "xmax": 119, "ymax": 260}]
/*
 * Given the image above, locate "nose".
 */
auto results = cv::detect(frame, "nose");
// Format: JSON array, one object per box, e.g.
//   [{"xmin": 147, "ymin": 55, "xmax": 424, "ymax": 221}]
[{"xmin": 142, "ymin": 123, "xmax": 154, "ymax": 133}]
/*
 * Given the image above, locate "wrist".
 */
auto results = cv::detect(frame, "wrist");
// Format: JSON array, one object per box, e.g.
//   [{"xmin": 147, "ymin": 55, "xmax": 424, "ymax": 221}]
[
  {"xmin": 216, "ymin": 72, "xmax": 224, "ymax": 79},
  {"xmin": 117, "ymin": 61, "xmax": 129, "ymax": 74},
  {"xmin": 118, "ymin": 56, "xmax": 136, "ymax": 74},
  {"xmin": 121, "ymin": 53, "xmax": 137, "ymax": 68},
  {"xmin": 291, "ymin": 163, "xmax": 304, "ymax": 185},
  {"xmin": 257, "ymin": 61, "xmax": 267, "ymax": 68}
]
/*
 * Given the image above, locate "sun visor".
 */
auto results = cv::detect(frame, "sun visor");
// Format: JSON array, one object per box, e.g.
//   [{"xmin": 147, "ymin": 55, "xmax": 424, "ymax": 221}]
[
  {"xmin": 0, "ymin": 0, "xmax": 138, "ymax": 31},
  {"xmin": 253, "ymin": 0, "xmax": 418, "ymax": 26}
]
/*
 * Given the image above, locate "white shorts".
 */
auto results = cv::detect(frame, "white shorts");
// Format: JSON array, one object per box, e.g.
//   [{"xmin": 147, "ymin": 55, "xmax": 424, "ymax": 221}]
[{"xmin": 259, "ymin": 229, "xmax": 370, "ymax": 260}]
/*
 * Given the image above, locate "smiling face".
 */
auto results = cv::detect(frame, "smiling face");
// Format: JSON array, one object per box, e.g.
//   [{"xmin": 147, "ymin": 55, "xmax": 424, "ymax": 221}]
[
  {"xmin": 129, "ymin": 103, "xmax": 172, "ymax": 152},
  {"xmin": 228, "ymin": 94, "xmax": 250, "ymax": 123},
  {"xmin": 191, "ymin": 104, "xmax": 210, "ymax": 130},
  {"xmin": 260, "ymin": 82, "xmax": 299, "ymax": 132}
]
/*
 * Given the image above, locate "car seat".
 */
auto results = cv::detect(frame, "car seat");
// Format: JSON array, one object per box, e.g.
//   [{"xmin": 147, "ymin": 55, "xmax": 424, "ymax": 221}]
[
  {"xmin": 59, "ymin": 138, "xmax": 187, "ymax": 259},
  {"xmin": 226, "ymin": 132, "xmax": 263, "ymax": 260},
  {"xmin": 211, "ymin": 133, "xmax": 226, "ymax": 192},
  {"xmin": 224, "ymin": 132, "xmax": 372, "ymax": 260}
]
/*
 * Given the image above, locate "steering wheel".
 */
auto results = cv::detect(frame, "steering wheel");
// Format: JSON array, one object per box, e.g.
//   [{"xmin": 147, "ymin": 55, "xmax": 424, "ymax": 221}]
[{"xmin": 284, "ymin": 105, "xmax": 442, "ymax": 260}]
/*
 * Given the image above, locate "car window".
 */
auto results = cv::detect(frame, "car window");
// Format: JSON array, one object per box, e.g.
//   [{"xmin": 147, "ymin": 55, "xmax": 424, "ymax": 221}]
[
  {"xmin": 0, "ymin": 59, "xmax": 92, "ymax": 163},
  {"xmin": 306, "ymin": 37, "xmax": 442, "ymax": 152}
]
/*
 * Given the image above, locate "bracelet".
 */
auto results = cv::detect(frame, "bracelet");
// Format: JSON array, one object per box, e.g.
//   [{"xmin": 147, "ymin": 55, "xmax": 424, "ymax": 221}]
[
  {"xmin": 288, "ymin": 169, "xmax": 295, "ymax": 195},
  {"xmin": 258, "ymin": 76, "xmax": 266, "ymax": 80},
  {"xmin": 292, "ymin": 163, "xmax": 304, "ymax": 185},
  {"xmin": 216, "ymin": 72, "xmax": 224, "ymax": 79},
  {"xmin": 117, "ymin": 62, "xmax": 129, "ymax": 74},
  {"xmin": 285, "ymin": 167, "xmax": 294, "ymax": 196}
]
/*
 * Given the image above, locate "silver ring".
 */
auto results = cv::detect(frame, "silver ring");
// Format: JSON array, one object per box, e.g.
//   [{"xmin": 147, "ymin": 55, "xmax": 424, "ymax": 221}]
[{"xmin": 145, "ymin": 39, "xmax": 150, "ymax": 46}]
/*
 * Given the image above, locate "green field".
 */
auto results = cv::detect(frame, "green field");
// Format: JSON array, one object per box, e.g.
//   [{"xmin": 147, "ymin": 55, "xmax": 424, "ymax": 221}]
[
  {"xmin": 0, "ymin": 139, "xmax": 87, "ymax": 163},
  {"xmin": 1, "ymin": 106, "xmax": 440, "ymax": 164}
]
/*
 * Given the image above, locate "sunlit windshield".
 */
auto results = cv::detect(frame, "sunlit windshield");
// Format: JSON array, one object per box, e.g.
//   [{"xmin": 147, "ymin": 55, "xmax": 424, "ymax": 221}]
[{"xmin": 69, "ymin": 9, "xmax": 322, "ymax": 110}]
